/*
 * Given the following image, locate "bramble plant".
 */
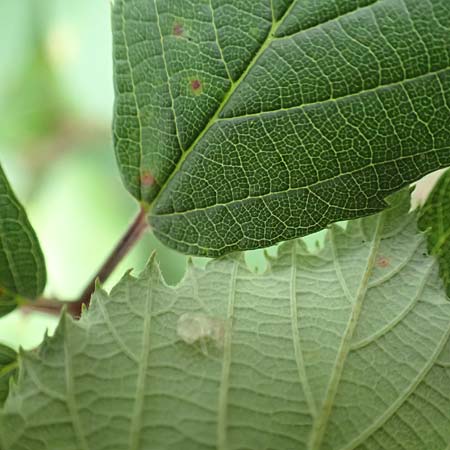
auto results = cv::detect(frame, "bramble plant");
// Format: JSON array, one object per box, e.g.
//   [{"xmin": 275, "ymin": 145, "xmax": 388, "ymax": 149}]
[{"xmin": 1, "ymin": 0, "xmax": 450, "ymax": 449}]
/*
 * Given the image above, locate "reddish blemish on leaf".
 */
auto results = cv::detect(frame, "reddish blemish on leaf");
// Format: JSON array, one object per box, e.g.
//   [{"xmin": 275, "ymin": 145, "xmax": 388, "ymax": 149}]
[
  {"xmin": 173, "ymin": 22, "xmax": 184, "ymax": 37},
  {"xmin": 376, "ymin": 256, "xmax": 390, "ymax": 268},
  {"xmin": 141, "ymin": 171, "xmax": 155, "ymax": 187},
  {"xmin": 190, "ymin": 79, "xmax": 202, "ymax": 95}
]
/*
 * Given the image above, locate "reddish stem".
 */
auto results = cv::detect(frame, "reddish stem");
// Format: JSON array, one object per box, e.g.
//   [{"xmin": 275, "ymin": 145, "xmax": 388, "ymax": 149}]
[
  {"xmin": 21, "ymin": 298, "xmax": 65, "ymax": 316},
  {"xmin": 67, "ymin": 207, "xmax": 149, "ymax": 318}
]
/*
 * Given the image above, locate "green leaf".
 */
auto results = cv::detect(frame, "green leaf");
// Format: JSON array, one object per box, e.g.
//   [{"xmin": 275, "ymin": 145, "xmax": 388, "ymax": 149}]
[
  {"xmin": 0, "ymin": 345, "xmax": 17, "ymax": 407},
  {"xmin": 0, "ymin": 164, "xmax": 46, "ymax": 315},
  {"xmin": 419, "ymin": 168, "xmax": 450, "ymax": 296},
  {"xmin": 2, "ymin": 191, "xmax": 450, "ymax": 449},
  {"xmin": 112, "ymin": 0, "xmax": 450, "ymax": 256}
]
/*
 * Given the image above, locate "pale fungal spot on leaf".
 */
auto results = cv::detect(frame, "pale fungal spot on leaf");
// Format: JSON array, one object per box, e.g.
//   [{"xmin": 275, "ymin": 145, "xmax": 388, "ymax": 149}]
[
  {"xmin": 177, "ymin": 313, "xmax": 225, "ymax": 351},
  {"xmin": 376, "ymin": 256, "xmax": 390, "ymax": 268}
]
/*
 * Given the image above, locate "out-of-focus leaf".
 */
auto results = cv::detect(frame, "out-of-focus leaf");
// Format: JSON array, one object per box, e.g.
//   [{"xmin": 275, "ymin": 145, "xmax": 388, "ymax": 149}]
[
  {"xmin": 0, "ymin": 164, "xmax": 46, "ymax": 315},
  {"xmin": 45, "ymin": 0, "xmax": 114, "ymax": 122},
  {"xmin": 0, "ymin": 0, "xmax": 68, "ymax": 148},
  {"xmin": 419, "ymin": 169, "xmax": 450, "ymax": 296},
  {"xmin": 0, "ymin": 55, "xmax": 66, "ymax": 147},
  {"xmin": 0, "ymin": 2, "xmax": 33, "ymax": 112},
  {"xmin": 113, "ymin": 0, "xmax": 450, "ymax": 256},
  {"xmin": 0, "ymin": 344, "xmax": 17, "ymax": 406},
  {"xmin": 2, "ymin": 191, "xmax": 450, "ymax": 449}
]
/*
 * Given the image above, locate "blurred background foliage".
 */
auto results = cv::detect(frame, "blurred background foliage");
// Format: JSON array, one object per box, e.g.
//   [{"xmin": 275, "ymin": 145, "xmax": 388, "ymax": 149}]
[{"xmin": 0, "ymin": 0, "xmax": 327, "ymax": 350}]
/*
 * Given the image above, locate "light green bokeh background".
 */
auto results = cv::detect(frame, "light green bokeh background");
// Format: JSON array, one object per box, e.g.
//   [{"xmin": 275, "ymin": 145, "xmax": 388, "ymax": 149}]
[{"xmin": 0, "ymin": 1, "xmax": 325, "ymax": 350}]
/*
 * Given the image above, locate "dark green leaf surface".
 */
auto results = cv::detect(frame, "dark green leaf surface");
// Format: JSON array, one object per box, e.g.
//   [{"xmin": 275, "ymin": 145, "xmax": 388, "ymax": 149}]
[
  {"xmin": 419, "ymin": 169, "xmax": 450, "ymax": 296},
  {"xmin": 0, "ymin": 164, "xmax": 46, "ymax": 314},
  {"xmin": 113, "ymin": 0, "xmax": 450, "ymax": 256},
  {"xmin": 2, "ymin": 191, "xmax": 450, "ymax": 449},
  {"xmin": 0, "ymin": 345, "xmax": 17, "ymax": 406}
]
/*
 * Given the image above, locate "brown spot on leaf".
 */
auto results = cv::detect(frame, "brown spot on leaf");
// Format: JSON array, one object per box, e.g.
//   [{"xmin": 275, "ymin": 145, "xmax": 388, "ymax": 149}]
[
  {"xmin": 190, "ymin": 78, "xmax": 202, "ymax": 95},
  {"xmin": 376, "ymin": 256, "xmax": 390, "ymax": 268},
  {"xmin": 141, "ymin": 171, "xmax": 155, "ymax": 187},
  {"xmin": 173, "ymin": 22, "xmax": 184, "ymax": 37}
]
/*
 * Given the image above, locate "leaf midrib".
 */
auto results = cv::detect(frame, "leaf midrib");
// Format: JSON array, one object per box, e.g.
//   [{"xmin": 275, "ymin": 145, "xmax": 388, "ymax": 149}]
[
  {"xmin": 146, "ymin": 0, "xmax": 299, "ymax": 210},
  {"xmin": 141, "ymin": 0, "xmax": 450, "ymax": 221},
  {"xmin": 309, "ymin": 213, "xmax": 385, "ymax": 450},
  {"xmin": 129, "ymin": 272, "xmax": 154, "ymax": 450},
  {"xmin": 217, "ymin": 260, "xmax": 238, "ymax": 450}
]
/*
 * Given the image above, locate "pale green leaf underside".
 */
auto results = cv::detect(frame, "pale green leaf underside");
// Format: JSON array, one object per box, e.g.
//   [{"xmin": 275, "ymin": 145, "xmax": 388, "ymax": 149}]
[
  {"xmin": 0, "ymin": 164, "xmax": 46, "ymax": 315},
  {"xmin": 113, "ymin": 0, "xmax": 450, "ymax": 256},
  {"xmin": 2, "ymin": 192, "xmax": 450, "ymax": 450}
]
